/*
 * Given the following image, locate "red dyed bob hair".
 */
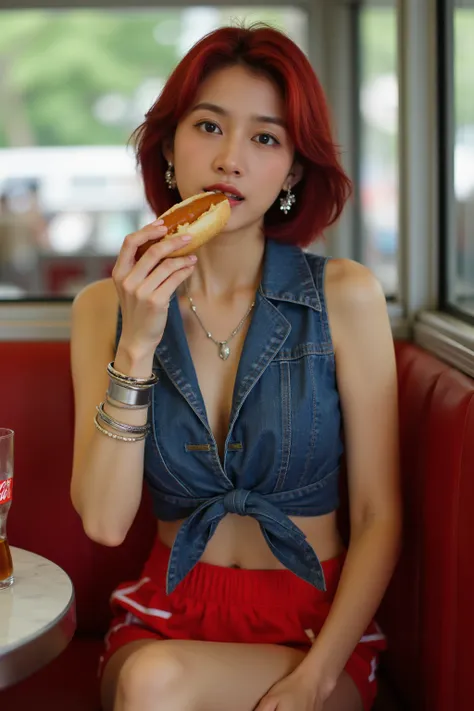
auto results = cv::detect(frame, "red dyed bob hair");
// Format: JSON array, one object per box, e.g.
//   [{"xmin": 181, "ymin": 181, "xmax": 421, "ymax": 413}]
[{"xmin": 131, "ymin": 24, "xmax": 352, "ymax": 247}]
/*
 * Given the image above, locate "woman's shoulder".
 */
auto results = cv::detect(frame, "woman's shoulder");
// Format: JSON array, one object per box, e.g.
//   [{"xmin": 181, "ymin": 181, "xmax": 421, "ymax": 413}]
[
  {"xmin": 303, "ymin": 252, "xmax": 383, "ymax": 306},
  {"xmin": 323, "ymin": 258, "xmax": 386, "ymax": 351},
  {"xmin": 71, "ymin": 278, "xmax": 119, "ymax": 348},
  {"xmin": 72, "ymin": 277, "xmax": 118, "ymax": 316},
  {"xmin": 324, "ymin": 258, "xmax": 384, "ymax": 305}
]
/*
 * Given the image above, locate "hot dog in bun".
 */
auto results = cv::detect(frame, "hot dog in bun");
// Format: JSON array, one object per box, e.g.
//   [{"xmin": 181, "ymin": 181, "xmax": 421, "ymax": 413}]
[{"xmin": 136, "ymin": 192, "xmax": 231, "ymax": 260}]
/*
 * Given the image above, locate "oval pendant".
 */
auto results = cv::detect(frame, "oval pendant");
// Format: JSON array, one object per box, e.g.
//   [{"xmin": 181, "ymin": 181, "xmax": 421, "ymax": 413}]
[{"xmin": 219, "ymin": 343, "xmax": 231, "ymax": 360}]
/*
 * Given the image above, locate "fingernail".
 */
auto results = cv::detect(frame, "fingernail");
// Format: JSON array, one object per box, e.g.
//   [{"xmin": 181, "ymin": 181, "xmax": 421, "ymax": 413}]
[
  {"xmin": 181, "ymin": 235, "xmax": 192, "ymax": 242},
  {"xmin": 152, "ymin": 218, "xmax": 164, "ymax": 225},
  {"xmin": 189, "ymin": 255, "xmax": 197, "ymax": 262}
]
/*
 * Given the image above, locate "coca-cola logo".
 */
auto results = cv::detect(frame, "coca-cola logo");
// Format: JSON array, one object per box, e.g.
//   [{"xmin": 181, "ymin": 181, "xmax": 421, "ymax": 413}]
[{"xmin": 0, "ymin": 479, "xmax": 13, "ymax": 504}]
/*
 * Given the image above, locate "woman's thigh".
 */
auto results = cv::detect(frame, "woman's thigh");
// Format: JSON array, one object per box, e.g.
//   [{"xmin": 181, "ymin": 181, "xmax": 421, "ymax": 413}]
[{"xmin": 101, "ymin": 638, "xmax": 363, "ymax": 711}]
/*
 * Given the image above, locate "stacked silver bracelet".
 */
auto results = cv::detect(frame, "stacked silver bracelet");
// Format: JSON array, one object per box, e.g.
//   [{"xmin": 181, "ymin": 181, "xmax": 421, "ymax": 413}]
[
  {"xmin": 94, "ymin": 361, "xmax": 158, "ymax": 443},
  {"xmin": 106, "ymin": 361, "xmax": 158, "ymax": 409}
]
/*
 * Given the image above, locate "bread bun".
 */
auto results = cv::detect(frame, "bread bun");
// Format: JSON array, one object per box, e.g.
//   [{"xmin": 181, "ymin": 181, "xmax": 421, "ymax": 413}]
[{"xmin": 136, "ymin": 192, "xmax": 231, "ymax": 260}]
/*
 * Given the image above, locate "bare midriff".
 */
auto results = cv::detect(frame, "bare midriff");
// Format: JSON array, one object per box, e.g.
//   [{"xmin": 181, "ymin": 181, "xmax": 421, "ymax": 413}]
[{"xmin": 157, "ymin": 511, "xmax": 345, "ymax": 570}]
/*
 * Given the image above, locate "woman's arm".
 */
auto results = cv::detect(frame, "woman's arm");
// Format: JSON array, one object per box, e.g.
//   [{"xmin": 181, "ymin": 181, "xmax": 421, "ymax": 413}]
[
  {"xmin": 295, "ymin": 258, "xmax": 402, "ymax": 696},
  {"xmin": 71, "ymin": 226, "xmax": 197, "ymax": 546},
  {"xmin": 70, "ymin": 279, "xmax": 154, "ymax": 545}
]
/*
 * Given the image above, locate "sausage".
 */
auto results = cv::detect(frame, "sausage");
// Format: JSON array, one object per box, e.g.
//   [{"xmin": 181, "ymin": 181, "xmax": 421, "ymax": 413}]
[{"xmin": 135, "ymin": 192, "xmax": 231, "ymax": 260}]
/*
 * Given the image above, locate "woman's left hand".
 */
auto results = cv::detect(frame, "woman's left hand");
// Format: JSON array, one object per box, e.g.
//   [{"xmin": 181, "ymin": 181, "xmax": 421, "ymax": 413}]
[{"xmin": 254, "ymin": 670, "xmax": 331, "ymax": 711}]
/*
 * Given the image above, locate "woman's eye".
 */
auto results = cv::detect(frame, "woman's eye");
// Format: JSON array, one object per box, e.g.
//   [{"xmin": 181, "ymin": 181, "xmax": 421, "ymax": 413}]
[
  {"xmin": 196, "ymin": 121, "xmax": 221, "ymax": 134},
  {"xmin": 194, "ymin": 122, "xmax": 279, "ymax": 145},
  {"xmin": 255, "ymin": 133, "xmax": 280, "ymax": 146}
]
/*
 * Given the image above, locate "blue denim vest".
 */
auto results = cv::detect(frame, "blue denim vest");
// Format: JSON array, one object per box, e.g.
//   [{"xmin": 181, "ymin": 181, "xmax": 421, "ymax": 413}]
[{"xmin": 115, "ymin": 240, "xmax": 344, "ymax": 594}]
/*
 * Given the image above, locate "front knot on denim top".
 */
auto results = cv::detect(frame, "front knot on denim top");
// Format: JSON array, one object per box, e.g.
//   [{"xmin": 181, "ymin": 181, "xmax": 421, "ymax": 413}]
[
  {"xmin": 222, "ymin": 489, "xmax": 251, "ymax": 515},
  {"xmin": 165, "ymin": 487, "xmax": 328, "ymax": 595}
]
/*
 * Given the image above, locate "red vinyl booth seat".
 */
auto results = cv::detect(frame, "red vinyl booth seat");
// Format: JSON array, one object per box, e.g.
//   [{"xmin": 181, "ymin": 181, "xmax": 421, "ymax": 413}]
[
  {"xmin": 1, "ymin": 339, "xmax": 474, "ymax": 710},
  {"xmin": 377, "ymin": 341, "xmax": 474, "ymax": 711}
]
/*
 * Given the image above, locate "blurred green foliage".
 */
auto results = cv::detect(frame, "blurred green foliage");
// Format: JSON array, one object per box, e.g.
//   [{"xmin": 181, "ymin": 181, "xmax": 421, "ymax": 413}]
[
  {"xmin": 454, "ymin": 9, "xmax": 474, "ymax": 127},
  {"xmin": 0, "ymin": 8, "xmax": 297, "ymax": 148},
  {"xmin": 0, "ymin": 10, "xmax": 182, "ymax": 147}
]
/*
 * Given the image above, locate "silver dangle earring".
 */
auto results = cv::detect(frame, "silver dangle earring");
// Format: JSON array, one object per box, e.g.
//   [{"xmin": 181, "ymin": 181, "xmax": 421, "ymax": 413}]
[
  {"xmin": 165, "ymin": 161, "xmax": 177, "ymax": 190},
  {"xmin": 280, "ymin": 186, "xmax": 296, "ymax": 215}
]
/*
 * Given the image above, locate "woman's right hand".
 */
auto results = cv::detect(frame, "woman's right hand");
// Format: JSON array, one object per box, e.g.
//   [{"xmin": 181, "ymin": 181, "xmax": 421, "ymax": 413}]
[{"xmin": 112, "ymin": 220, "xmax": 197, "ymax": 360}]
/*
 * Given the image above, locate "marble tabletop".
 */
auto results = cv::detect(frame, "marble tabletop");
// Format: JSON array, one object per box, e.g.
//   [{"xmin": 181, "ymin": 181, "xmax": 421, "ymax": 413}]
[{"xmin": 0, "ymin": 546, "xmax": 76, "ymax": 689}]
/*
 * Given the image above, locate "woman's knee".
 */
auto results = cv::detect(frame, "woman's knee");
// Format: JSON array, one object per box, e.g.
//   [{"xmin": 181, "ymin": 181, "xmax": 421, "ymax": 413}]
[{"xmin": 117, "ymin": 644, "xmax": 189, "ymax": 708}]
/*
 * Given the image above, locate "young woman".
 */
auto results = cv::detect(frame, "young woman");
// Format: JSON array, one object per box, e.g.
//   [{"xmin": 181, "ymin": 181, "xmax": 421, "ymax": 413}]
[{"xmin": 70, "ymin": 24, "xmax": 401, "ymax": 711}]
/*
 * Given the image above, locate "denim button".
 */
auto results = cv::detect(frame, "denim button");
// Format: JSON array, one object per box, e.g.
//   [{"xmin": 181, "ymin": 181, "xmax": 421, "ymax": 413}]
[{"xmin": 222, "ymin": 489, "xmax": 251, "ymax": 516}]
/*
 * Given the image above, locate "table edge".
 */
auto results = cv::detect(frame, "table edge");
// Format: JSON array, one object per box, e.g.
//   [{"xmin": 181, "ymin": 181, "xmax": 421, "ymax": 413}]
[{"xmin": 0, "ymin": 589, "xmax": 77, "ymax": 689}]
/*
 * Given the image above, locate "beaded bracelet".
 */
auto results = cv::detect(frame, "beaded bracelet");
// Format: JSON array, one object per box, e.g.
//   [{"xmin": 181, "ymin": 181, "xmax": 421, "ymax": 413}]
[{"xmin": 94, "ymin": 414, "xmax": 147, "ymax": 442}]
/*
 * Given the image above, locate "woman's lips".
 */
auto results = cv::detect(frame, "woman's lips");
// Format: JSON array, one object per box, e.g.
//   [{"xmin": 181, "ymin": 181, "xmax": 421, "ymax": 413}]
[
  {"xmin": 203, "ymin": 188, "xmax": 245, "ymax": 208},
  {"xmin": 227, "ymin": 196, "xmax": 245, "ymax": 208}
]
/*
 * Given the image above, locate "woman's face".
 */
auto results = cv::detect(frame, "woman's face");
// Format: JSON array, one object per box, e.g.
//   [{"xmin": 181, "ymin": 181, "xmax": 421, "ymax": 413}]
[{"xmin": 167, "ymin": 64, "xmax": 299, "ymax": 235}]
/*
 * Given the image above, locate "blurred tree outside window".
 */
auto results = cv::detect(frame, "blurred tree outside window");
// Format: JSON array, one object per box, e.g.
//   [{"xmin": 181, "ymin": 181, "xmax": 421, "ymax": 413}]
[{"xmin": 358, "ymin": 5, "xmax": 399, "ymax": 298}]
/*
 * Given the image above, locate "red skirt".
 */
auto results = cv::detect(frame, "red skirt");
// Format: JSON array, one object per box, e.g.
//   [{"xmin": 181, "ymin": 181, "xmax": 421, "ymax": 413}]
[{"xmin": 99, "ymin": 537, "xmax": 386, "ymax": 710}]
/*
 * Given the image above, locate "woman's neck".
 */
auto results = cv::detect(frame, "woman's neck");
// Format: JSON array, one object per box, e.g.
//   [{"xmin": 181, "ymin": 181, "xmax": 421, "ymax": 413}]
[{"xmin": 183, "ymin": 229, "xmax": 266, "ymax": 302}]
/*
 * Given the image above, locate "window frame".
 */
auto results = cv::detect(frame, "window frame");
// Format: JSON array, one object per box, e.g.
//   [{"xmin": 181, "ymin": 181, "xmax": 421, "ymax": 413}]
[
  {"xmin": 353, "ymin": 1, "xmax": 399, "ymax": 300},
  {"xmin": 411, "ymin": 0, "xmax": 474, "ymax": 376},
  {"xmin": 2, "ymin": 0, "xmax": 474, "ymax": 378}
]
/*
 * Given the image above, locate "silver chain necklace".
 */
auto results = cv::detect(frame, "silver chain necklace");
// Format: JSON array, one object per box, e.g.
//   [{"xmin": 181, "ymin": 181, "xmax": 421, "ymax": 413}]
[{"xmin": 185, "ymin": 283, "xmax": 255, "ymax": 361}]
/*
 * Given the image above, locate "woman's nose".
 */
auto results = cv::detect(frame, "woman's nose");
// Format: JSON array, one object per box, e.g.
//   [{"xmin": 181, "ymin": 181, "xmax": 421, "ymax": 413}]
[{"xmin": 212, "ymin": 139, "xmax": 244, "ymax": 176}]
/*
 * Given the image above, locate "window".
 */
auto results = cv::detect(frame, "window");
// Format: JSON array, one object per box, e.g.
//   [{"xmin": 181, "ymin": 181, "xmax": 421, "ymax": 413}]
[
  {"xmin": 0, "ymin": 7, "xmax": 307, "ymax": 300},
  {"xmin": 441, "ymin": 0, "xmax": 474, "ymax": 320},
  {"xmin": 357, "ymin": 4, "xmax": 399, "ymax": 298}
]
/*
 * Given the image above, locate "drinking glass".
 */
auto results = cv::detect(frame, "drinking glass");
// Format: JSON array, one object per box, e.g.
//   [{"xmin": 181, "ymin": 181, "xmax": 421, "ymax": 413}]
[{"xmin": 0, "ymin": 429, "xmax": 14, "ymax": 590}]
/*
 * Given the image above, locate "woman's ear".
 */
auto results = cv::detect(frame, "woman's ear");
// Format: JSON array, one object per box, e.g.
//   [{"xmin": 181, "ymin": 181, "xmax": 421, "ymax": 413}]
[
  {"xmin": 287, "ymin": 161, "xmax": 304, "ymax": 190},
  {"xmin": 162, "ymin": 137, "xmax": 174, "ymax": 164}
]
